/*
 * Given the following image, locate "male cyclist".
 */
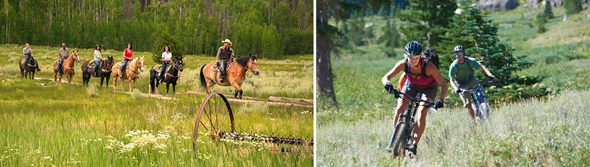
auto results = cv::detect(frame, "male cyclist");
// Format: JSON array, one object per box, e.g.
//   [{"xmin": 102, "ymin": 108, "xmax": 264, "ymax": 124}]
[{"xmin": 449, "ymin": 45, "xmax": 495, "ymax": 121}]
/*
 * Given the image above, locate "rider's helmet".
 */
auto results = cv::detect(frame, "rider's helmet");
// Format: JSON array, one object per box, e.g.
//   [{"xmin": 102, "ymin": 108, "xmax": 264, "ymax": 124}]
[
  {"xmin": 404, "ymin": 41, "xmax": 422, "ymax": 56},
  {"xmin": 453, "ymin": 45, "xmax": 465, "ymax": 53}
]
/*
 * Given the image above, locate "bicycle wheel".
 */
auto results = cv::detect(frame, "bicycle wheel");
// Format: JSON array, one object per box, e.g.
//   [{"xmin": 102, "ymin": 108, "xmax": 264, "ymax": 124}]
[
  {"xmin": 480, "ymin": 102, "xmax": 491, "ymax": 119},
  {"xmin": 391, "ymin": 123, "xmax": 407, "ymax": 157}
]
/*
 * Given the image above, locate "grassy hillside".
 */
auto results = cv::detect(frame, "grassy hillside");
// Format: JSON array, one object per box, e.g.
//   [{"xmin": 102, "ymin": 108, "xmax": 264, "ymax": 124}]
[
  {"xmin": 317, "ymin": 4, "xmax": 590, "ymax": 166},
  {"xmin": 318, "ymin": 89, "xmax": 590, "ymax": 166}
]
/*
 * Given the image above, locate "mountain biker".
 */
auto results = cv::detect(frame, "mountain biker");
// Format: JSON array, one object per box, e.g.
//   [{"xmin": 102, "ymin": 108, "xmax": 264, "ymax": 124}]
[
  {"xmin": 382, "ymin": 41, "xmax": 448, "ymax": 157},
  {"xmin": 448, "ymin": 45, "xmax": 495, "ymax": 121}
]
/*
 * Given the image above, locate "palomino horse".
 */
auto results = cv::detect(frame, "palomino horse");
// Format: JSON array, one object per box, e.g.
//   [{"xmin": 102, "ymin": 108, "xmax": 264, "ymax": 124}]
[
  {"xmin": 53, "ymin": 50, "xmax": 80, "ymax": 86},
  {"xmin": 112, "ymin": 57, "xmax": 145, "ymax": 91},
  {"xmin": 200, "ymin": 54, "xmax": 260, "ymax": 99},
  {"xmin": 19, "ymin": 53, "xmax": 38, "ymax": 80},
  {"xmin": 149, "ymin": 57, "xmax": 184, "ymax": 96},
  {"xmin": 81, "ymin": 56, "xmax": 114, "ymax": 87}
]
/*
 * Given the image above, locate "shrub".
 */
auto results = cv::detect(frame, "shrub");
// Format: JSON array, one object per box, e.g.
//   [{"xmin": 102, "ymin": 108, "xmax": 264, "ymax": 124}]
[{"xmin": 131, "ymin": 89, "xmax": 144, "ymax": 100}]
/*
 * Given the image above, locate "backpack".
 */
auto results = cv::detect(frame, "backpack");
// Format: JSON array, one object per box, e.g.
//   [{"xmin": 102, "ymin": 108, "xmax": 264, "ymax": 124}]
[{"xmin": 403, "ymin": 48, "xmax": 439, "ymax": 78}]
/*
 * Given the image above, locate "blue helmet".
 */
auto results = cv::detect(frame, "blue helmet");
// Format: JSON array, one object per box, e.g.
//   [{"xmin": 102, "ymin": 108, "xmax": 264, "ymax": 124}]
[
  {"xmin": 454, "ymin": 45, "xmax": 465, "ymax": 53},
  {"xmin": 404, "ymin": 41, "xmax": 422, "ymax": 56}
]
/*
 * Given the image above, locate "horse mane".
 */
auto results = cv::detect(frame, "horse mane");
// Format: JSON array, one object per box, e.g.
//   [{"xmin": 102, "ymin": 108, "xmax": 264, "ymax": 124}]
[{"xmin": 236, "ymin": 55, "xmax": 254, "ymax": 67}]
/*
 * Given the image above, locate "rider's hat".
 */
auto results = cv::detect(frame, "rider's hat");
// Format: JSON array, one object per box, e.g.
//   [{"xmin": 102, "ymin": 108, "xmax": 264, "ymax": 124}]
[{"xmin": 222, "ymin": 39, "xmax": 232, "ymax": 46}]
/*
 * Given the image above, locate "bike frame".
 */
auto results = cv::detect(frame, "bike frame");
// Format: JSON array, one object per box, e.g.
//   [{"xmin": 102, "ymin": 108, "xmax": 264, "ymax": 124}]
[
  {"xmin": 460, "ymin": 80, "xmax": 493, "ymax": 119},
  {"xmin": 387, "ymin": 92, "xmax": 434, "ymax": 155}
]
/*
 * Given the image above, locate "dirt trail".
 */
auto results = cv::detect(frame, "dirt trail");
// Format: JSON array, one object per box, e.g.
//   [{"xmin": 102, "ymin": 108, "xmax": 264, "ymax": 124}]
[{"xmin": 185, "ymin": 91, "xmax": 313, "ymax": 108}]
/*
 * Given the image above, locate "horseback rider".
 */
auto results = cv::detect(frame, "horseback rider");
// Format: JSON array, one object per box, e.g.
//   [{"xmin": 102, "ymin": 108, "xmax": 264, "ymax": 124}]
[
  {"xmin": 216, "ymin": 39, "xmax": 234, "ymax": 83},
  {"xmin": 93, "ymin": 44, "xmax": 105, "ymax": 77},
  {"xmin": 448, "ymin": 45, "xmax": 495, "ymax": 121},
  {"xmin": 120, "ymin": 43, "xmax": 133, "ymax": 79},
  {"xmin": 159, "ymin": 45, "xmax": 172, "ymax": 84},
  {"xmin": 23, "ymin": 43, "xmax": 41, "ymax": 73},
  {"xmin": 57, "ymin": 43, "xmax": 70, "ymax": 74},
  {"xmin": 382, "ymin": 41, "xmax": 448, "ymax": 157}
]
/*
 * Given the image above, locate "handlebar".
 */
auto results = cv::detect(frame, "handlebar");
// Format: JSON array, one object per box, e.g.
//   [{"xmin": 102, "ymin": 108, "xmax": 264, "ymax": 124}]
[
  {"xmin": 388, "ymin": 91, "xmax": 436, "ymax": 108},
  {"xmin": 459, "ymin": 79, "xmax": 494, "ymax": 92}
]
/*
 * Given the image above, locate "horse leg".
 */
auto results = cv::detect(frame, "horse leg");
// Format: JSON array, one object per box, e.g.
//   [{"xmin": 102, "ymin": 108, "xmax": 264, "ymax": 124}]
[
  {"xmin": 230, "ymin": 82, "xmax": 242, "ymax": 99},
  {"xmin": 234, "ymin": 89, "xmax": 239, "ymax": 98},
  {"xmin": 172, "ymin": 82, "xmax": 176, "ymax": 97},
  {"xmin": 166, "ymin": 82, "xmax": 170, "ymax": 96},
  {"xmin": 239, "ymin": 90, "xmax": 243, "ymax": 99}
]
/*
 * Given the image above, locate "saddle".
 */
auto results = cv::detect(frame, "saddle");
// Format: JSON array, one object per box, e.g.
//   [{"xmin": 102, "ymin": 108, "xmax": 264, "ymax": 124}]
[
  {"xmin": 152, "ymin": 63, "xmax": 172, "ymax": 74},
  {"xmin": 210, "ymin": 62, "xmax": 231, "ymax": 72}
]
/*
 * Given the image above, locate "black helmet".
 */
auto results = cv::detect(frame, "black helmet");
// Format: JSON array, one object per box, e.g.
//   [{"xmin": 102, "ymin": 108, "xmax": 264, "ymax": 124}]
[
  {"xmin": 454, "ymin": 45, "xmax": 465, "ymax": 53},
  {"xmin": 404, "ymin": 41, "xmax": 422, "ymax": 56}
]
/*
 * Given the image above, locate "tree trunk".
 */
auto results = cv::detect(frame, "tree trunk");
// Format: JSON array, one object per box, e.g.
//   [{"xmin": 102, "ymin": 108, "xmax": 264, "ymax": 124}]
[{"xmin": 316, "ymin": 4, "xmax": 338, "ymax": 109}]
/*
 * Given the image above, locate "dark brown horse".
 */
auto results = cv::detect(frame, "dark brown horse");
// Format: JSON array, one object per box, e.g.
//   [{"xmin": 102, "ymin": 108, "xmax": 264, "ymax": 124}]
[
  {"xmin": 81, "ymin": 56, "xmax": 114, "ymax": 87},
  {"xmin": 149, "ymin": 57, "xmax": 183, "ymax": 96},
  {"xmin": 200, "ymin": 54, "xmax": 260, "ymax": 99},
  {"xmin": 19, "ymin": 53, "xmax": 38, "ymax": 80},
  {"xmin": 53, "ymin": 50, "xmax": 80, "ymax": 86}
]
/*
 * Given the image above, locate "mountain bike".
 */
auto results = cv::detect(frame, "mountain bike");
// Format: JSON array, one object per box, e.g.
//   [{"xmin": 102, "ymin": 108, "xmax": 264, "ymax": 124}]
[
  {"xmin": 386, "ymin": 91, "xmax": 437, "ymax": 158},
  {"xmin": 459, "ymin": 79, "xmax": 493, "ymax": 121}
]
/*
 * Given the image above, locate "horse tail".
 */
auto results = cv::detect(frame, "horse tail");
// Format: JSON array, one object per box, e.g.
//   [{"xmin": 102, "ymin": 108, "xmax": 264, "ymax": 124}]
[{"xmin": 200, "ymin": 64, "xmax": 207, "ymax": 91}]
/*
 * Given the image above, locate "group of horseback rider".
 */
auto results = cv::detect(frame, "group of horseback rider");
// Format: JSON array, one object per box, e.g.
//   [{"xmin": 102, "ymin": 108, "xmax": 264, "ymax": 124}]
[{"xmin": 22, "ymin": 39, "xmax": 236, "ymax": 84}]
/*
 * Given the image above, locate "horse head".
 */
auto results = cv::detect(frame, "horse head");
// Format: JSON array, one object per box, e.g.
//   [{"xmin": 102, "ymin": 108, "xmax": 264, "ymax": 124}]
[
  {"xmin": 72, "ymin": 50, "xmax": 80, "ymax": 62},
  {"xmin": 249, "ymin": 54, "xmax": 260, "ymax": 75},
  {"xmin": 106, "ymin": 56, "xmax": 114, "ymax": 71},
  {"xmin": 138, "ymin": 56, "xmax": 145, "ymax": 72},
  {"xmin": 175, "ymin": 57, "xmax": 184, "ymax": 72}
]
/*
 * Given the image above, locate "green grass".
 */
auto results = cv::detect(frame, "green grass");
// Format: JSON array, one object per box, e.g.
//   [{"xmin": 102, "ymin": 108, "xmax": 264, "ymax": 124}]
[
  {"xmin": 317, "ymin": 89, "xmax": 590, "ymax": 166},
  {"xmin": 317, "ymin": 5, "xmax": 590, "ymax": 166},
  {"xmin": 0, "ymin": 44, "xmax": 313, "ymax": 99},
  {"xmin": 0, "ymin": 43, "xmax": 313, "ymax": 166}
]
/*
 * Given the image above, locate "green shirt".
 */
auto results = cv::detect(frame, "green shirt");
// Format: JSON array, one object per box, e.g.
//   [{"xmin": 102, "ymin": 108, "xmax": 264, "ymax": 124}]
[{"xmin": 449, "ymin": 57, "xmax": 481, "ymax": 83}]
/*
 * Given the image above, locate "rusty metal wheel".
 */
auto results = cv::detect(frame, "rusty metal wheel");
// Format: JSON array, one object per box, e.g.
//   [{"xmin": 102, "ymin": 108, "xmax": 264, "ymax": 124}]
[{"xmin": 192, "ymin": 93, "xmax": 235, "ymax": 153}]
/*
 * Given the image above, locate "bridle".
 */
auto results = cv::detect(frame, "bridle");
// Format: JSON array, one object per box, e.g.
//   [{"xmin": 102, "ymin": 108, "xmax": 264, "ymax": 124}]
[{"xmin": 128, "ymin": 57, "xmax": 143, "ymax": 75}]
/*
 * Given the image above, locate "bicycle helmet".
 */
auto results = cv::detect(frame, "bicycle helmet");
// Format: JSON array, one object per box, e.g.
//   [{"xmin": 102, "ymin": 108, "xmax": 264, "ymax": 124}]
[
  {"xmin": 453, "ymin": 45, "xmax": 465, "ymax": 53},
  {"xmin": 404, "ymin": 41, "xmax": 422, "ymax": 56}
]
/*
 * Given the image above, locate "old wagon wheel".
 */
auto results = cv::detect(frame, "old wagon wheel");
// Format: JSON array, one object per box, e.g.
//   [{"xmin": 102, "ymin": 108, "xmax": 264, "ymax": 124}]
[{"xmin": 192, "ymin": 93, "xmax": 235, "ymax": 153}]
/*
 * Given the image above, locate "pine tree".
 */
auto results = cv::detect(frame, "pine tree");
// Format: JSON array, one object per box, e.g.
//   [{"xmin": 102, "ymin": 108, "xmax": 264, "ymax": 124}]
[
  {"xmin": 564, "ymin": 0, "xmax": 583, "ymax": 15},
  {"xmin": 438, "ymin": 0, "xmax": 548, "ymax": 104},
  {"xmin": 543, "ymin": 0, "xmax": 554, "ymax": 19},
  {"xmin": 378, "ymin": 12, "xmax": 401, "ymax": 57},
  {"xmin": 151, "ymin": 32, "xmax": 183, "ymax": 64},
  {"xmin": 398, "ymin": 0, "xmax": 457, "ymax": 47}
]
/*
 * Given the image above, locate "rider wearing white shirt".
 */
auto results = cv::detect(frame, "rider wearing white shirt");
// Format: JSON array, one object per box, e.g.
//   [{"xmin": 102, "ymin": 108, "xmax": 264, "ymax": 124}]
[{"xmin": 159, "ymin": 45, "xmax": 172, "ymax": 83}]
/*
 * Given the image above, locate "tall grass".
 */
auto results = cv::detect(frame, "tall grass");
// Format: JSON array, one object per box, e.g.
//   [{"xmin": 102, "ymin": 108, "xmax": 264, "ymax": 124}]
[
  {"xmin": 317, "ymin": 89, "xmax": 590, "ymax": 166},
  {"xmin": 0, "ymin": 75, "xmax": 312, "ymax": 166}
]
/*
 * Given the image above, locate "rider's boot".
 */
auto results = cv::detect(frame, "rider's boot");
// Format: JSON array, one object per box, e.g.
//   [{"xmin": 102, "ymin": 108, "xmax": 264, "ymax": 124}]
[
  {"xmin": 37, "ymin": 67, "xmax": 41, "ymax": 72},
  {"xmin": 219, "ymin": 72, "xmax": 225, "ymax": 83}
]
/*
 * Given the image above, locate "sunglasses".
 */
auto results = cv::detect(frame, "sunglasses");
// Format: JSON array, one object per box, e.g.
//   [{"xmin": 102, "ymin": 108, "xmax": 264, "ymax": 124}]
[
  {"xmin": 454, "ymin": 52, "xmax": 464, "ymax": 56},
  {"xmin": 407, "ymin": 55, "xmax": 421, "ymax": 59}
]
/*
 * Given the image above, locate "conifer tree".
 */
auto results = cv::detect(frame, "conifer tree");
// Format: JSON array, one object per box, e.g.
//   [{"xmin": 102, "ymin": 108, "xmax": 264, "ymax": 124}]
[
  {"xmin": 398, "ymin": 0, "xmax": 457, "ymax": 47},
  {"xmin": 438, "ymin": 0, "xmax": 548, "ymax": 104}
]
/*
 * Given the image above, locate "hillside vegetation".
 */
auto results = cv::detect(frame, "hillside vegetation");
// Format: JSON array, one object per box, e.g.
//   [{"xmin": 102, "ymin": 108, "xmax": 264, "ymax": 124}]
[{"xmin": 317, "ymin": 4, "xmax": 590, "ymax": 166}]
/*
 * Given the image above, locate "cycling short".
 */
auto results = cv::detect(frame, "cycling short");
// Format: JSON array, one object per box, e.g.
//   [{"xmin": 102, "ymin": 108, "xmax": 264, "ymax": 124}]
[
  {"xmin": 456, "ymin": 78, "xmax": 480, "ymax": 107},
  {"xmin": 401, "ymin": 83, "xmax": 439, "ymax": 104}
]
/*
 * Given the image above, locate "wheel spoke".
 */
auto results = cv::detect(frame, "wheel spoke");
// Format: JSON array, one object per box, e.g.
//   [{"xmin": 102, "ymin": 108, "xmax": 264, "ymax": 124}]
[
  {"xmin": 216, "ymin": 95, "xmax": 220, "ymax": 132},
  {"xmin": 199, "ymin": 120, "xmax": 209, "ymax": 131}
]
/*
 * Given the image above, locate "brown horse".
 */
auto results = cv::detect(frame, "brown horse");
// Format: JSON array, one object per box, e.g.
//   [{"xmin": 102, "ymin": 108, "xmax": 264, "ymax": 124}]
[
  {"xmin": 200, "ymin": 54, "xmax": 261, "ymax": 99},
  {"xmin": 112, "ymin": 56, "xmax": 145, "ymax": 92},
  {"xmin": 53, "ymin": 50, "xmax": 80, "ymax": 86}
]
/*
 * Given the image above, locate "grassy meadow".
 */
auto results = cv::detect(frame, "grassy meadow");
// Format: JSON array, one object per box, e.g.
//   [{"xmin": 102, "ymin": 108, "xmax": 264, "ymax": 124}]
[
  {"xmin": 0, "ymin": 47, "xmax": 313, "ymax": 166},
  {"xmin": 0, "ymin": 44, "xmax": 313, "ymax": 99},
  {"xmin": 317, "ymin": 5, "xmax": 590, "ymax": 166}
]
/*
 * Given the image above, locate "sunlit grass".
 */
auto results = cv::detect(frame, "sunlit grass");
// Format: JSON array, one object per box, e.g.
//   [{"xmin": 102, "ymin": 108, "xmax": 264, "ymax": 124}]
[
  {"xmin": 0, "ymin": 77, "xmax": 313, "ymax": 166},
  {"xmin": 317, "ymin": 89, "xmax": 590, "ymax": 166}
]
